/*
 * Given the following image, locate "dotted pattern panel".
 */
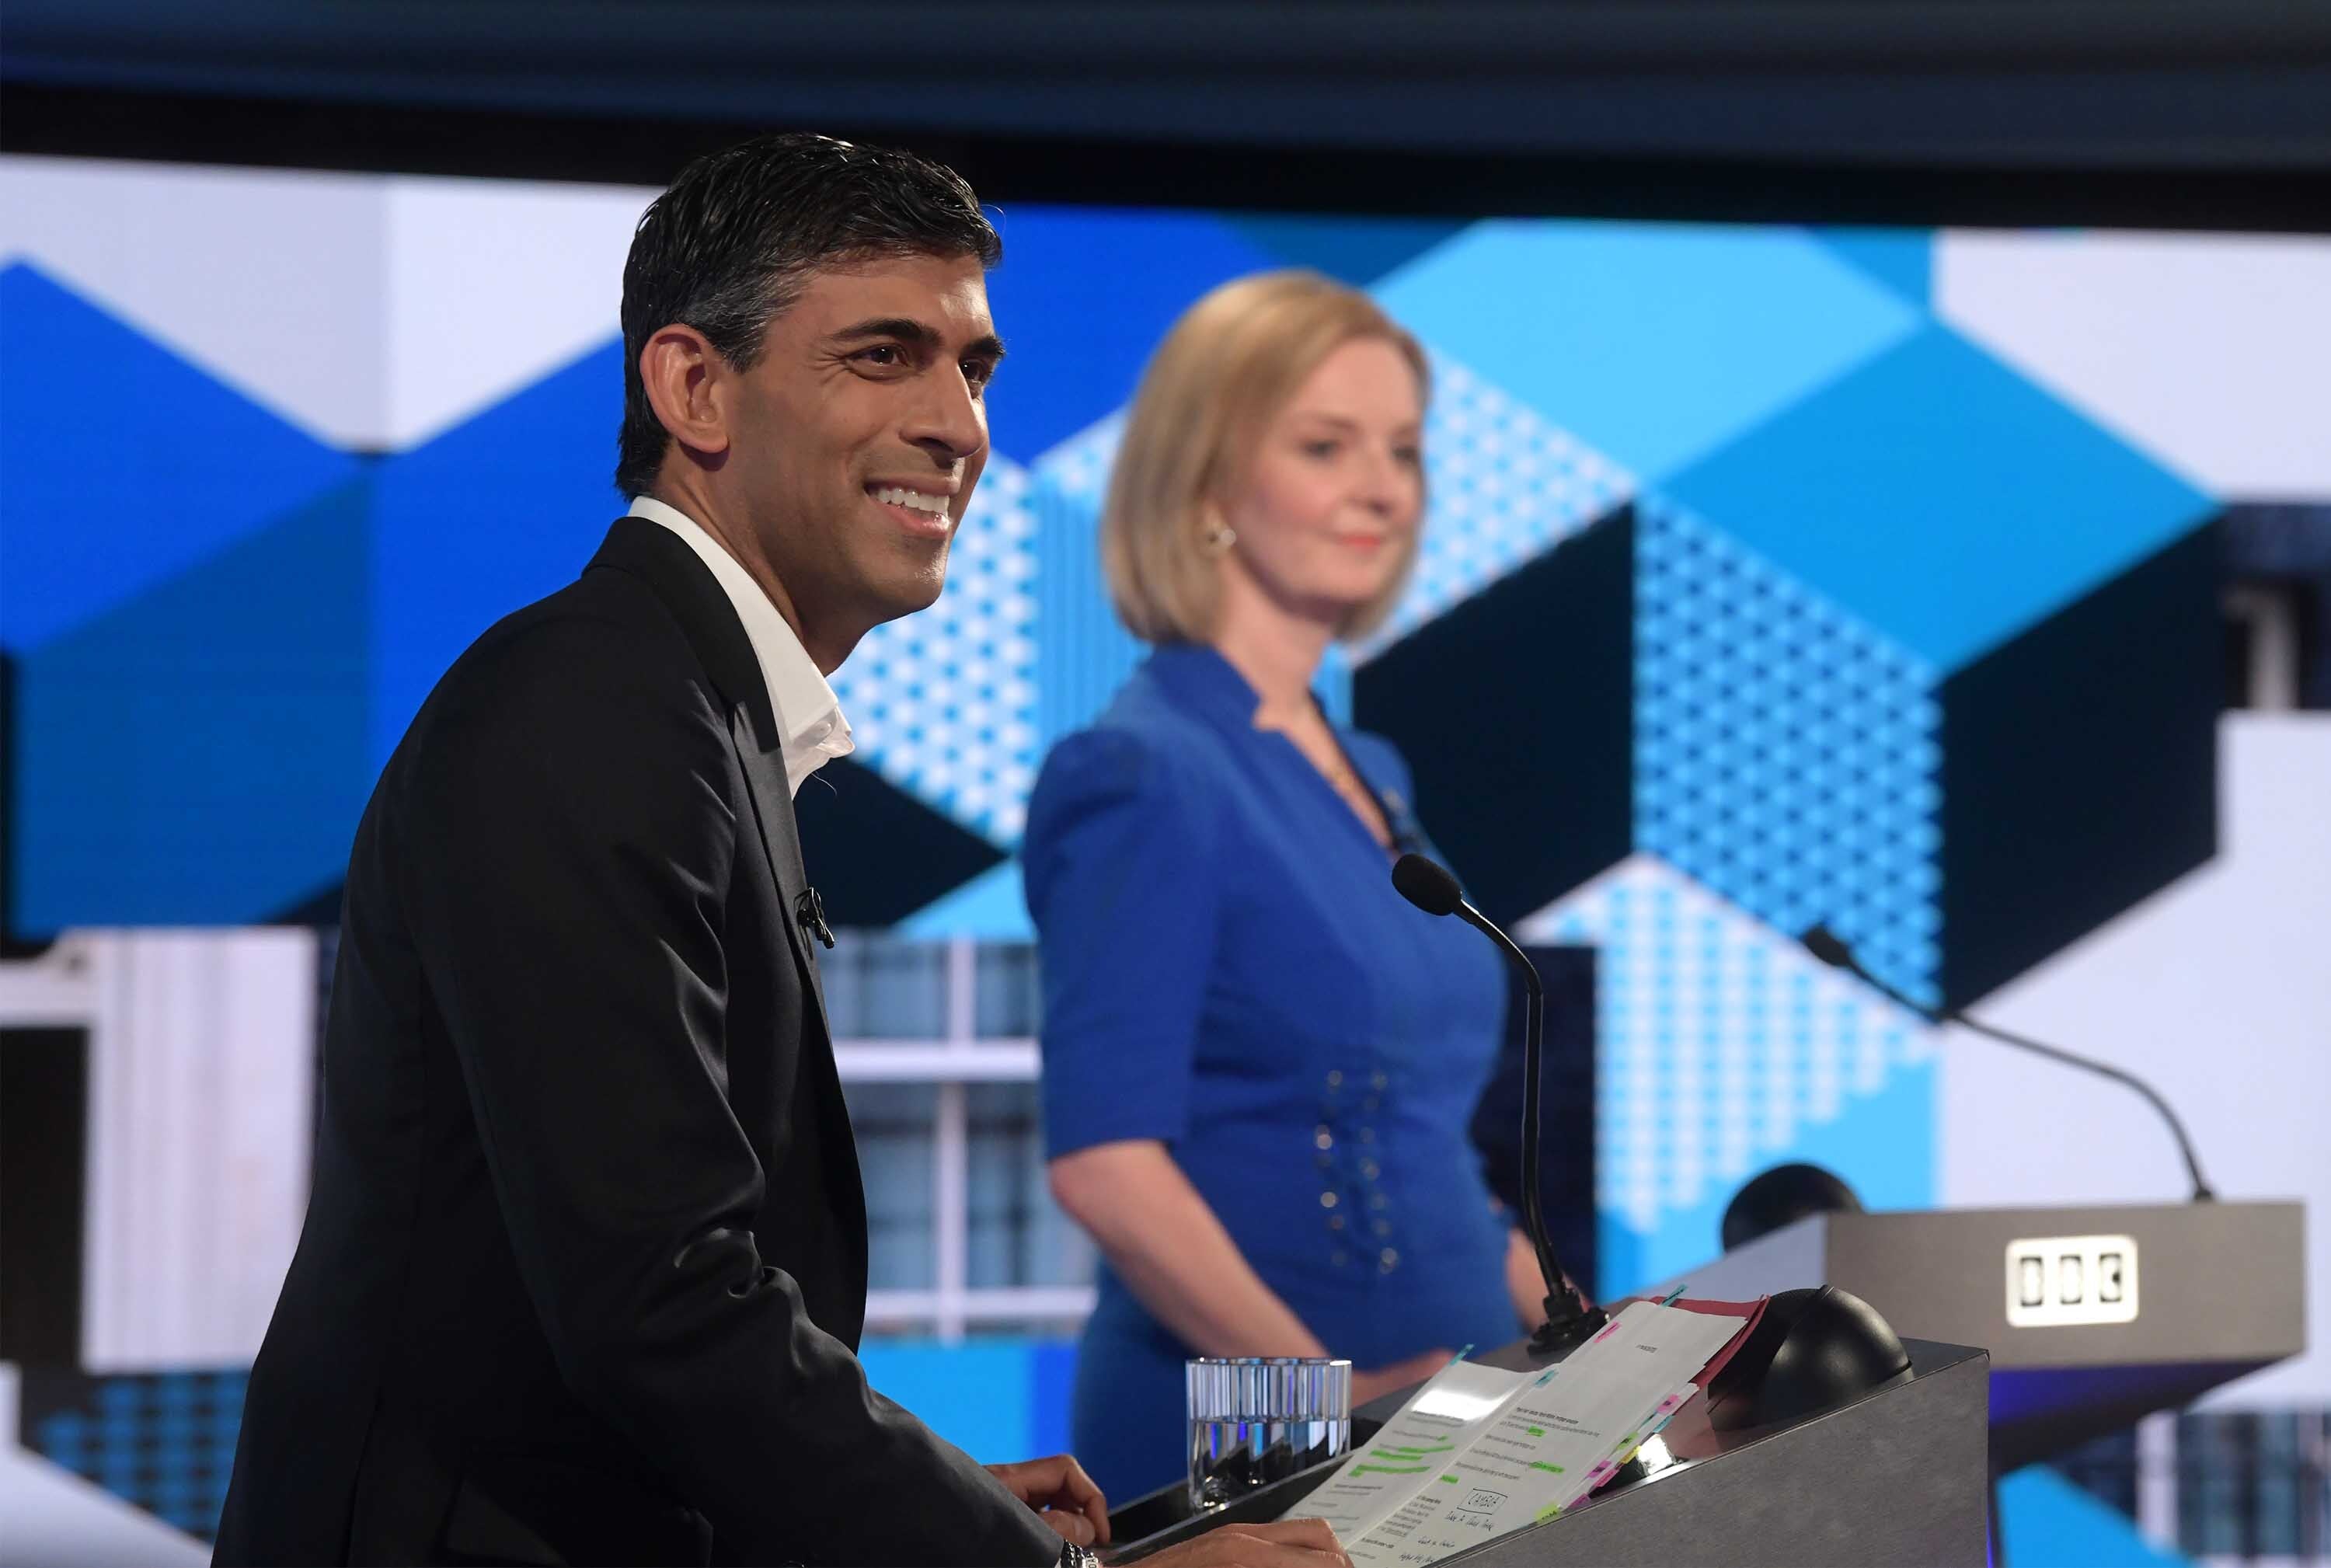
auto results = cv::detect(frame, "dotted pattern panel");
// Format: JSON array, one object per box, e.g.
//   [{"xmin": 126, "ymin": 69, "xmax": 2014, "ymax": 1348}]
[
  {"xmin": 831, "ymin": 459, "xmax": 1043, "ymax": 844},
  {"xmin": 1518, "ymin": 855, "xmax": 1932, "ymax": 1232},
  {"xmin": 32, "ymin": 1371, "xmax": 246, "ymax": 1540},
  {"xmin": 1636, "ymin": 497, "xmax": 1942, "ymax": 1003},
  {"xmin": 1033, "ymin": 409, "xmax": 1125, "ymax": 510},
  {"xmin": 1355, "ymin": 354, "xmax": 1635, "ymax": 660}
]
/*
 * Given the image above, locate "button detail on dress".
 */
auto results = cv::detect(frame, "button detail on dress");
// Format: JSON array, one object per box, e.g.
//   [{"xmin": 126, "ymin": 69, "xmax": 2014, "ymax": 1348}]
[
  {"xmin": 1319, "ymin": 1190, "xmax": 1339, "ymax": 1209},
  {"xmin": 1378, "ymin": 1249, "xmax": 1400, "ymax": 1272},
  {"xmin": 1315, "ymin": 1127, "xmax": 1334, "ymax": 1150}
]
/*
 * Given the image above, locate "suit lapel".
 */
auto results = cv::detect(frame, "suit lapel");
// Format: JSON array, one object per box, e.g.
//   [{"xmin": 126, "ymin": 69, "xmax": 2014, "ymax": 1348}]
[
  {"xmin": 585, "ymin": 518, "xmax": 867, "ymax": 1268},
  {"xmin": 728, "ymin": 716, "xmax": 830, "ymax": 1030}
]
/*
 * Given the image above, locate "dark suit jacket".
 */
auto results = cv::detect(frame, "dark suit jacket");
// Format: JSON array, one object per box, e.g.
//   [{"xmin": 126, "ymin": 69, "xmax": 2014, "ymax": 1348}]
[{"xmin": 217, "ymin": 518, "xmax": 1064, "ymax": 1568}]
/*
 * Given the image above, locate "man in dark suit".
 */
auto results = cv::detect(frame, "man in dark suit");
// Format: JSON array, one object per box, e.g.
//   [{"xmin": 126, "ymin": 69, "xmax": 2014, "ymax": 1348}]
[{"xmin": 215, "ymin": 134, "xmax": 1345, "ymax": 1568}]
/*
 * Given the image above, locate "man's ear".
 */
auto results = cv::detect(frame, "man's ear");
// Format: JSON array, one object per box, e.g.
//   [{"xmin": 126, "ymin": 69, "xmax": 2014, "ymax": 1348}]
[{"xmin": 638, "ymin": 325, "xmax": 732, "ymax": 463}]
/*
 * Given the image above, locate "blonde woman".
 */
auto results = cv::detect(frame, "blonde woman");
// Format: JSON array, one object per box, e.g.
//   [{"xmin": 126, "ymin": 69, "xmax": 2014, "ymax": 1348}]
[{"xmin": 1023, "ymin": 272, "xmax": 1542, "ymax": 1502}]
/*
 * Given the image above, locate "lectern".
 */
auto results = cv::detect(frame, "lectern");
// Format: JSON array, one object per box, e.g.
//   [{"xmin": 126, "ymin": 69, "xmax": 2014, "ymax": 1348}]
[
  {"xmin": 1637, "ymin": 1200, "xmax": 2306, "ymax": 1469},
  {"xmin": 1106, "ymin": 1333, "xmax": 1991, "ymax": 1566}
]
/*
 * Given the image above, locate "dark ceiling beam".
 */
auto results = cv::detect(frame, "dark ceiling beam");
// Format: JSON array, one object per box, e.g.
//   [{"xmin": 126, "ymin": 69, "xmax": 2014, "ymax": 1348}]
[{"xmin": 5, "ymin": 1, "xmax": 2330, "ymax": 171}]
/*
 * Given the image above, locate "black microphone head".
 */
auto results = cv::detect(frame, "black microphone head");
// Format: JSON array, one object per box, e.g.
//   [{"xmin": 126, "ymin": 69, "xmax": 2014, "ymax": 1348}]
[
  {"xmin": 1800, "ymin": 923, "xmax": 1855, "ymax": 971},
  {"xmin": 1392, "ymin": 853, "xmax": 1465, "ymax": 917}
]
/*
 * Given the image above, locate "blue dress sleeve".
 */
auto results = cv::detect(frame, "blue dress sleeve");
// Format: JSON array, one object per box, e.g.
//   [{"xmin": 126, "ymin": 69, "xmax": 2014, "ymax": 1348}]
[{"xmin": 1023, "ymin": 727, "xmax": 1218, "ymax": 1159}]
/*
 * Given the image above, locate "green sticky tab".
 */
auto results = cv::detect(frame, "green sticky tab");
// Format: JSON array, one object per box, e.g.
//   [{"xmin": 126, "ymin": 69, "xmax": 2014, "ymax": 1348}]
[{"xmin": 1535, "ymin": 1502, "xmax": 1564, "ymax": 1522}]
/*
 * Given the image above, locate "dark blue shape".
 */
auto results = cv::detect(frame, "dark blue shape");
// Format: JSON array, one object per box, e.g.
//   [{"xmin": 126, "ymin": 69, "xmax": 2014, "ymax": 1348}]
[
  {"xmin": 1229, "ymin": 214, "xmax": 1470, "ymax": 287},
  {"xmin": 980, "ymin": 207, "xmax": 1278, "ymax": 458},
  {"xmin": 0, "ymin": 263, "xmax": 359, "ymax": 652},
  {"xmin": 13, "ymin": 479, "xmax": 373, "ymax": 931},
  {"xmin": 368, "ymin": 338, "xmax": 626, "ymax": 767}
]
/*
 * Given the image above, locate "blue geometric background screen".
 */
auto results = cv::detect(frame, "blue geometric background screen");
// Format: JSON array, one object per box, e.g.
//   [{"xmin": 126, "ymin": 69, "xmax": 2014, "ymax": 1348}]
[
  {"xmin": 0, "ymin": 192, "xmax": 2227, "ymax": 1302},
  {"xmin": 6, "ymin": 166, "xmax": 2280, "ymax": 1563}
]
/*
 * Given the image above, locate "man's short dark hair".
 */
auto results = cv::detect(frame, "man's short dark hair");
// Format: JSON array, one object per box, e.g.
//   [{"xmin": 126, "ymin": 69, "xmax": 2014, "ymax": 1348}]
[{"xmin": 615, "ymin": 132, "xmax": 1002, "ymax": 497}]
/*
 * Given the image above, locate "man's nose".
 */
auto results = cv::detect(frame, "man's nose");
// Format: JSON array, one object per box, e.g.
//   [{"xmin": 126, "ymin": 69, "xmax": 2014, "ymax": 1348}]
[{"xmin": 904, "ymin": 365, "xmax": 985, "ymax": 463}]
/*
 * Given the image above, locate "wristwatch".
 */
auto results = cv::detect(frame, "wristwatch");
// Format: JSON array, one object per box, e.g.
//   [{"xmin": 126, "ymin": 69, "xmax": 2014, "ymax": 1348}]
[{"xmin": 1057, "ymin": 1541, "xmax": 1103, "ymax": 1568}]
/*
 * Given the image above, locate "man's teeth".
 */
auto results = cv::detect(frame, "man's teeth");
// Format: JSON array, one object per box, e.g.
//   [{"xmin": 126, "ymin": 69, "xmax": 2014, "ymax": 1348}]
[{"xmin": 874, "ymin": 486, "xmax": 949, "ymax": 517}]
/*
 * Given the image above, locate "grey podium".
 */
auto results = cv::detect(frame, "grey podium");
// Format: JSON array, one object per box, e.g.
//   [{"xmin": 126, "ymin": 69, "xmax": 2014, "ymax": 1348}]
[
  {"xmin": 1106, "ymin": 1334, "xmax": 1992, "ymax": 1567},
  {"xmin": 1638, "ymin": 1200, "xmax": 2307, "ymax": 1470}
]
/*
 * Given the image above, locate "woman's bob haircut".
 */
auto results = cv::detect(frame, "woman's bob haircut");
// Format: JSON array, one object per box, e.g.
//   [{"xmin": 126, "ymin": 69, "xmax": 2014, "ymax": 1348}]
[{"xmin": 1100, "ymin": 270, "xmax": 1430, "ymax": 645}]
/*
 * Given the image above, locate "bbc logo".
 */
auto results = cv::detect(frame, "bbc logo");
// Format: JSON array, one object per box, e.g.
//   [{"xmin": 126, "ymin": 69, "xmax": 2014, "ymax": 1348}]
[{"xmin": 2004, "ymin": 1234, "xmax": 2141, "ymax": 1327}]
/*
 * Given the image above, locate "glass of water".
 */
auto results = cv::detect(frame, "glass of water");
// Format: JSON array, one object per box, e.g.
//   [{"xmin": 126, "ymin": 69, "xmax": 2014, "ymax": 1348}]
[{"xmin": 1186, "ymin": 1356, "xmax": 1352, "ymax": 1511}]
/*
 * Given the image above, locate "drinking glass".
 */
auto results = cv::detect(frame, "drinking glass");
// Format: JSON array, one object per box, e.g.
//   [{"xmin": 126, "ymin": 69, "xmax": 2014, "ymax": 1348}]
[{"xmin": 1185, "ymin": 1356, "xmax": 1352, "ymax": 1511}]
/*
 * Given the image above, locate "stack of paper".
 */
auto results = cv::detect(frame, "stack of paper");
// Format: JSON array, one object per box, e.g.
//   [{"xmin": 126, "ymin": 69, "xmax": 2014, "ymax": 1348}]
[{"xmin": 1284, "ymin": 1300, "xmax": 1756, "ymax": 1566}]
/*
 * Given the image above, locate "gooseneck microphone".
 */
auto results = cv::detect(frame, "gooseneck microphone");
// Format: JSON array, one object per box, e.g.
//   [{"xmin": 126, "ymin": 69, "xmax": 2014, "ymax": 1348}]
[
  {"xmin": 1800, "ymin": 924, "xmax": 2216, "ymax": 1203},
  {"xmin": 1393, "ymin": 852, "xmax": 1609, "ymax": 1354}
]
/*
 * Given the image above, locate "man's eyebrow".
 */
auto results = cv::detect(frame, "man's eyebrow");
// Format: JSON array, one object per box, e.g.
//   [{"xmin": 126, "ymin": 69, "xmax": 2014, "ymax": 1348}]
[
  {"xmin": 829, "ymin": 317, "xmax": 1006, "ymax": 363},
  {"xmin": 830, "ymin": 316, "xmax": 945, "ymax": 350}
]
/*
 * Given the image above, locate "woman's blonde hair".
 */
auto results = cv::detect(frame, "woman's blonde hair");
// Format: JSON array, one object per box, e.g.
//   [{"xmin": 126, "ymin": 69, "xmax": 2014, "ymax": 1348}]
[{"xmin": 1100, "ymin": 270, "xmax": 1429, "ymax": 645}]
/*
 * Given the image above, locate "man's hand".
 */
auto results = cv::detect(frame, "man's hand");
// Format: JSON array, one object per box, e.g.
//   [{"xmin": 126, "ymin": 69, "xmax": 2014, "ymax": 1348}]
[
  {"xmin": 1141, "ymin": 1517, "xmax": 1351, "ymax": 1567},
  {"xmin": 986, "ymin": 1454, "xmax": 1110, "ymax": 1548}
]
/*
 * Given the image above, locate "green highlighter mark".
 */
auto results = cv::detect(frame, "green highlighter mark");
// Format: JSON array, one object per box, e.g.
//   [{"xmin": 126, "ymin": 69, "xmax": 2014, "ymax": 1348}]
[
  {"xmin": 1440, "ymin": 1475, "xmax": 1460, "ymax": 1485},
  {"xmin": 1350, "ymin": 1463, "xmax": 1430, "ymax": 1476},
  {"xmin": 1528, "ymin": 1462, "xmax": 1565, "ymax": 1474},
  {"xmin": 1525, "ymin": 1426, "xmax": 1545, "ymax": 1437}
]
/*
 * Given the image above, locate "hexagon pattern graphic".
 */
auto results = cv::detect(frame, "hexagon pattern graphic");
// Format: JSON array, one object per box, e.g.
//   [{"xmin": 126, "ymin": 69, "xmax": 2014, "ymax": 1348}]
[
  {"xmin": 830, "ymin": 459, "xmax": 1044, "ymax": 845},
  {"xmin": 1636, "ymin": 497, "xmax": 1942, "ymax": 1003},
  {"xmin": 1517, "ymin": 853, "xmax": 1936, "ymax": 1291}
]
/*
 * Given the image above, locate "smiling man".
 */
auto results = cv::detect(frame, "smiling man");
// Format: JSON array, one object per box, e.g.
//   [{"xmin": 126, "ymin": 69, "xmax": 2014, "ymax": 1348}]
[{"xmin": 211, "ymin": 134, "xmax": 1354, "ymax": 1568}]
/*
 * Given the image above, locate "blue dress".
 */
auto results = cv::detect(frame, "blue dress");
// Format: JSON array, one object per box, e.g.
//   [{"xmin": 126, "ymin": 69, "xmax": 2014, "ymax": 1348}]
[{"xmin": 1023, "ymin": 643, "xmax": 1519, "ymax": 1504}]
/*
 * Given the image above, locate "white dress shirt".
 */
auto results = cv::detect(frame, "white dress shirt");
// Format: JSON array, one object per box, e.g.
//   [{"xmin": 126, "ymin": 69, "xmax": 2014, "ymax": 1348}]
[{"xmin": 627, "ymin": 496, "xmax": 855, "ymax": 796}]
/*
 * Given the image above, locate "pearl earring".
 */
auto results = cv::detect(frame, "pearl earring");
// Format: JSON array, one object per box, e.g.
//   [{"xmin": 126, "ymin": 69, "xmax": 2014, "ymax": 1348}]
[{"xmin": 1203, "ymin": 521, "xmax": 1238, "ymax": 556}]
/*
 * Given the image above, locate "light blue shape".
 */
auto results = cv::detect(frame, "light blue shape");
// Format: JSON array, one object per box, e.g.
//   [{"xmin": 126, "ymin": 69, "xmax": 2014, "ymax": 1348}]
[
  {"xmin": 1598, "ymin": 1061, "xmax": 1936, "ymax": 1298},
  {"xmin": 898, "ymin": 859, "xmax": 1037, "ymax": 941},
  {"xmin": 856, "ymin": 1339, "xmax": 1039, "ymax": 1464},
  {"xmin": 1029, "ymin": 457, "xmax": 1148, "ymax": 750},
  {"xmin": 1664, "ymin": 326, "xmax": 2218, "ymax": 673},
  {"xmin": 1373, "ymin": 221, "xmax": 1921, "ymax": 486},
  {"xmin": 0, "ymin": 263, "xmax": 360, "ymax": 652},
  {"xmin": 14, "ymin": 479, "xmax": 374, "ymax": 931},
  {"xmin": 1995, "ymin": 1467, "xmax": 2191, "ymax": 1566}
]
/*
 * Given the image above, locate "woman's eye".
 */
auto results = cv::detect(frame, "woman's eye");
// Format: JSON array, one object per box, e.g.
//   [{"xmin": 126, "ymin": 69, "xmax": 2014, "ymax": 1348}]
[
  {"xmin": 1302, "ymin": 438, "xmax": 1340, "ymax": 458},
  {"xmin": 1394, "ymin": 445, "xmax": 1423, "ymax": 469}
]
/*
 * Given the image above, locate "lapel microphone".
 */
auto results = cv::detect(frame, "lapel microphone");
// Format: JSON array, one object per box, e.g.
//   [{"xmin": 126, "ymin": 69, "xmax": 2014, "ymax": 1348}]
[{"xmin": 793, "ymin": 887, "xmax": 836, "ymax": 950}]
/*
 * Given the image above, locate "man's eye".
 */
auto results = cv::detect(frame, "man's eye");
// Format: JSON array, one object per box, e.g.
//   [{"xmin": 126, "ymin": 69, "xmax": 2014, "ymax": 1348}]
[
  {"xmin": 857, "ymin": 345, "xmax": 905, "ymax": 367},
  {"xmin": 962, "ymin": 361, "xmax": 995, "ymax": 392}
]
